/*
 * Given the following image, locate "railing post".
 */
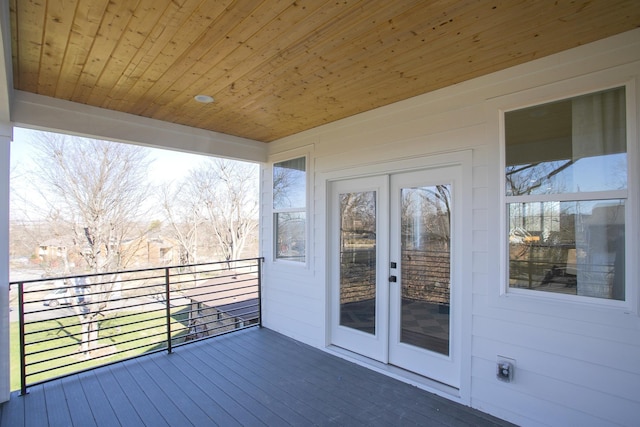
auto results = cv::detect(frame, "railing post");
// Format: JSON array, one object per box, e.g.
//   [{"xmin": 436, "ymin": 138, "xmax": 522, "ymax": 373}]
[
  {"xmin": 18, "ymin": 282, "xmax": 28, "ymax": 395},
  {"xmin": 165, "ymin": 268, "xmax": 172, "ymax": 354},
  {"xmin": 258, "ymin": 258, "xmax": 263, "ymax": 328}
]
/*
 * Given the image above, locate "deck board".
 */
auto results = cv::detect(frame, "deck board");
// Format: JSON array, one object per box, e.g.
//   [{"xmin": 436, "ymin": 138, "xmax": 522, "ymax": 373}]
[
  {"xmin": 43, "ymin": 379, "xmax": 75, "ymax": 426},
  {"xmin": 188, "ymin": 341, "xmax": 315, "ymax": 425},
  {"xmin": 59, "ymin": 377, "xmax": 97, "ymax": 427},
  {"xmin": 223, "ymin": 332, "xmax": 390, "ymax": 425},
  {"xmin": 231, "ymin": 329, "xmax": 441, "ymax": 425},
  {"xmin": 105, "ymin": 363, "xmax": 170, "ymax": 427},
  {"xmin": 77, "ymin": 371, "xmax": 120, "ymax": 427},
  {"xmin": 232, "ymin": 328, "xmax": 446, "ymax": 425},
  {"xmin": 94, "ymin": 368, "xmax": 146, "ymax": 427},
  {"xmin": 215, "ymin": 336, "xmax": 351, "ymax": 425},
  {"xmin": 180, "ymin": 344, "xmax": 283, "ymax": 425},
  {"xmin": 0, "ymin": 383, "xmax": 23, "ymax": 427},
  {"xmin": 120, "ymin": 358, "xmax": 191, "ymax": 427},
  {"xmin": 1, "ymin": 327, "xmax": 514, "ymax": 426},
  {"xmin": 23, "ymin": 384, "xmax": 47, "ymax": 427},
  {"xmin": 150, "ymin": 350, "xmax": 244, "ymax": 426},
  {"xmin": 165, "ymin": 351, "xmax": 261, "ymax": 426},
  {"xmin": 131, "ymin": 356, "xmax": 216, "ymax": 426}
]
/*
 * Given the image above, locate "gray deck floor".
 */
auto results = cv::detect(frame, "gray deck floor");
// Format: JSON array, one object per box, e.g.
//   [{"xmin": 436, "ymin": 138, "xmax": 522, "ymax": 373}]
[{"xmin": 1, "ymin": 327, "xmax": 512, "ymax": 426}]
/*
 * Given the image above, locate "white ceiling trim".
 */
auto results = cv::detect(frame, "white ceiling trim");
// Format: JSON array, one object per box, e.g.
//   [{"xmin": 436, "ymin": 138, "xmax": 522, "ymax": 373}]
[{"xmin": 11, "ymin": 91, "xmax": 267, "ymax": 163}]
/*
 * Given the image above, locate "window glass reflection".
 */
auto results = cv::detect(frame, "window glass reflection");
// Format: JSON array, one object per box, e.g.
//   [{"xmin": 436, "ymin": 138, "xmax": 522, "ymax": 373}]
[
  {"xmin": 275, "ymin": 212, "xmax": 306, "ymax": 262},
  {"xmin": 505, "ymin": 87, "xmax": 626, "ymax": 196},
  {"xmin": 508, "ymin": 200, "xmax": 625, "ymax": 300},
  {"xmin": 273, "ymin": 156, "xmax": 306, "ymax": 262},
  {"xmin": 400, "ymin": 185, "xmax": 451, "ymax": 355},
  {"xmin": 339, "ymin": 191, "xmax": 376, "ymax": 334},
  {"xmin": 273, "ymin": 157, "xmax": 306, "ymax": 209}
]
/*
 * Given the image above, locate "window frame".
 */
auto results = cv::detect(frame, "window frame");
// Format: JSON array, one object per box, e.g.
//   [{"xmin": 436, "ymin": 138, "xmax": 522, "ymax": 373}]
[
  {"xmin": 499, "ymin": 81, "xmax": 637, "ymax": 310},
  {"xmin": 270, "ymin": 151, "xmax": 310, "ymax": 266}
]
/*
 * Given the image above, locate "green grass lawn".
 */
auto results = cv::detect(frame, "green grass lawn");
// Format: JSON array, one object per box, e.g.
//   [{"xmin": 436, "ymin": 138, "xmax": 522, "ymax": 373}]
[{"xmin": 10, "ymin": 306, "xmax": 189, "ymax": 391}]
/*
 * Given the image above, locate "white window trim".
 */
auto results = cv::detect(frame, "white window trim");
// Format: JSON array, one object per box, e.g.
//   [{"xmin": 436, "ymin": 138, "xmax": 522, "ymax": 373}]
[
  {"xmin": 268, "ymin": 146, "xmax": 313, "ymax": 271},
  {"xmin": 495, "ymin": 78, "xmax": 638, "ymax": 313}
]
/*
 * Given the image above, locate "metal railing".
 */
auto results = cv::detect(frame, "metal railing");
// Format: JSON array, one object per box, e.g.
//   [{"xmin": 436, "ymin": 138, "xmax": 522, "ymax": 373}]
[
  {"xmin": 9, "ymin": 257, "xmax": 263, "ymax": 395},
  {"xmin": 339, "ymin": 248, "xmax": 451, "ymax": 306}
]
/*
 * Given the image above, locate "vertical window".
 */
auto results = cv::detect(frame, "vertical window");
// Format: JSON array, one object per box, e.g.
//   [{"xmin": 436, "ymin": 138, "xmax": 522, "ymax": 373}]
[
  {"xmin": 273, "ymin": 157, "xmax": 306, "ymax": 262},
  {"xmin": 505, "ymin": 87, "xmax": 627, "ymax": 301}
]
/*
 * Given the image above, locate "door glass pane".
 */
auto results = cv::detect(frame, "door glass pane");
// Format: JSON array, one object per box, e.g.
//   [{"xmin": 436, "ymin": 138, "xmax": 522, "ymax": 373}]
[
  {"xmin": 339, "ymin": 191, "xmax": 376, "ymax": 334},
  {"xmin": 401, "ymin": 185, "xmax": 451, "ymax": 355}
]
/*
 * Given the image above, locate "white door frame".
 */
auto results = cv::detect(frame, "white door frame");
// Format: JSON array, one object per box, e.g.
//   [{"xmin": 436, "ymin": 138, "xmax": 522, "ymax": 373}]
[
  {"xmin": 328, "ymin": 175, "xmax": 389, "ymax": 362},
  {"xmin": 323, "ymin": 150, "xmax": 473, "ymax": 401},
  {"xmin": 388, "ymin": 166, "xmax": 463, "ymax": 387}
]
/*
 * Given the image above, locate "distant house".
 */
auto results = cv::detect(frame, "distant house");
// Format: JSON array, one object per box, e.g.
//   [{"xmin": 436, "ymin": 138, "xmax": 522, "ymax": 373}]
[
  {"xmin": 121, "ymin": 235, "xmax": 180, "ymax": 267},
  {"xmin": 183, "ymin": 272, "xmax": 259, "ymax": 340},
  {"xmin": 36, "ymin": 234, "xmax": 180, "ymax": 269},
  {"xmin": 36, "ymin": 238, "xmax": 68, "ymax": 263},
  {"xmin": 34, "ymin": 237, "xmax": 82, "ymax": 268}
]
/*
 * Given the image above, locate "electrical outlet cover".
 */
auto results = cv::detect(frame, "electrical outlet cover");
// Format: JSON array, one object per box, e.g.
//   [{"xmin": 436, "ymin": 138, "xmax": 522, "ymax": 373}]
[{"xmin": 496, "ymin": 356, "xmax": 516, "ymax": 382}]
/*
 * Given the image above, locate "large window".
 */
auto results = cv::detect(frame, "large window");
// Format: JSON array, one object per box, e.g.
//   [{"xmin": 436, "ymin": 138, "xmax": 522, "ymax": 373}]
[
  {"xmin": 505, "ymin": 86, "xmax": 627, "ymax": 301},
  {"xmin": 273, "ymin": 157, "xmax": 306, "ymax": 262}
]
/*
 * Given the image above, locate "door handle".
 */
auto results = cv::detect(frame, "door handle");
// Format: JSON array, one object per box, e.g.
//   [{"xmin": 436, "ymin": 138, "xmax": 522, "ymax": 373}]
[{"xmin": 389, "ymin": 275, "xmax": 397, "ymax": 282}]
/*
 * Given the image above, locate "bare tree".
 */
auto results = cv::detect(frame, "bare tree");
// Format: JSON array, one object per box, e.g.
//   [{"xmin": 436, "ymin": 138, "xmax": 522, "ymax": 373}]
[
  {"xmin": 196, "ymin": 159, "xmax": 259, "ymax": 263},
  {"xmin": 31, "ymin": 132, "xmax": 152, "ymax": 356},
  {"xmin": 159, "ymin": 180, "xmax": 205, "ymax": 266},
  {"xmin": 339, "ymin": 191, "xmax": 376, "ymax": 249},
  {"xmin": 159, "ymin": 158, "xmax": 259, "ymax": 268},
  {"xmin": 506, "ymin": 160, "xmax": 573, "ymax": 196},
  {"xmin": 401, "ymin": 185, "xmax": 451, "ymax": 250}
]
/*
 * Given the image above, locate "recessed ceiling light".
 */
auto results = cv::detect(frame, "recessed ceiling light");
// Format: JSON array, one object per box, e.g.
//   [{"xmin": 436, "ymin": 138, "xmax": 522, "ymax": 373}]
[{"xmin": 194, "ymin": 94, "xmax": 214, "ymax": 103}]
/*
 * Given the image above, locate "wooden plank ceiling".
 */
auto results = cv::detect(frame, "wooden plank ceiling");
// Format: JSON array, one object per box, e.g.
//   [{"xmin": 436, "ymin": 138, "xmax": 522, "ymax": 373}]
[{"xmin": 9, "ymin": 0, "xmax": 640, "ymax": 143}]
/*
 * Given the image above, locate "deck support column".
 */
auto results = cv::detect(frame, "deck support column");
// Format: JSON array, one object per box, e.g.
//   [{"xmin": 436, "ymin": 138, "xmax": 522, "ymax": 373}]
[
  {"xmin": 0, "ymin": 126, "xmax": 12, "ymax": 403},
  {"xmin": 0, "ymin": 0, "xmax": 14, "ymax": 403}
]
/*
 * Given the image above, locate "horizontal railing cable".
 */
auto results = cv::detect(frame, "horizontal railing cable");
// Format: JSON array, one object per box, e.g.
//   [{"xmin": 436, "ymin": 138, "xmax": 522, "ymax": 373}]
[{"xmin": 10, "ymin": 257, "xmax": 263, "ymax": 394}]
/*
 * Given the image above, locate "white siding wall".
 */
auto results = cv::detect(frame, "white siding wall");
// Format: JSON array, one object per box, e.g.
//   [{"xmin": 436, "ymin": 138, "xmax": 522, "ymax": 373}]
[{"xmin": 261, "ymin": 29, "xmax": 640, "ymax": 426}]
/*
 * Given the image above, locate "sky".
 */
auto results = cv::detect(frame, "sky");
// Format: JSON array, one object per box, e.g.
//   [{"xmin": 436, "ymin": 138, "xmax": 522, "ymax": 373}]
[
  {"xmin": 10, "ymin": 127, "xmax": 209, "ymax": 184},
  {"xmin": 9, "ymin": 127, "xmax": 219, "ymax": 221}
]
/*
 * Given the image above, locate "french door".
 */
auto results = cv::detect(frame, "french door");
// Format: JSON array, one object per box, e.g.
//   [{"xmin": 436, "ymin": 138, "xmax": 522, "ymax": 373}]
[{"xmin": 329, "ymin": 165, "xmax": 462, "ymax": 388}]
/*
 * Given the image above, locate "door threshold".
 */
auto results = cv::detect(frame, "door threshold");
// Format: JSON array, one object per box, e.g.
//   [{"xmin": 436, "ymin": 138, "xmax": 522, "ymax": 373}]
[{"xmin": 324, "ymin": 345, "xmax": 463, "ymax": 403}]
